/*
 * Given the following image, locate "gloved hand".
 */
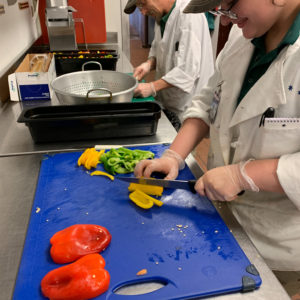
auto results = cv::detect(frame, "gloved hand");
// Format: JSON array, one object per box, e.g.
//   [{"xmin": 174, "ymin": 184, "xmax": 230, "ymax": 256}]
[
  {"xmin": 133, "ymin": 61, "xmax": 151, "ymax": 81},
  {"xmin": 134, "ymin": 149, "xmax": 185, "ymax": 179},
  {"xmin": 134, "ymin": 82, "xmax": 156, "ymax": 98},
  {"xmin": 195, "ymin": 160, "xmax": 259, "ymax": 201}
]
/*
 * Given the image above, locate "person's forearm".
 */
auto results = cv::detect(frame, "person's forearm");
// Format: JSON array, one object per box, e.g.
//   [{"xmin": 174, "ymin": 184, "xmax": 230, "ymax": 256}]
[
  {"xmin": 170, "ymin": 118, "xmax": 209, "ymax": 160},
  {"xmin": 152, "ymin": 79, "xmax": 173, "ymax": 93},
  {"xmin": 244, "ymin": 159, "xmax": 285, "ymax": 194}
]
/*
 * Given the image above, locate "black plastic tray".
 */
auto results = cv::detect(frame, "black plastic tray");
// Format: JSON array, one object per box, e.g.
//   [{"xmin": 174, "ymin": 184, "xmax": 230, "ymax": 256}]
[
  {"xmin": 18, "ymin": 102, "xmax": 161, "ymax": 143},
  {"xmin": 54, "ymin": 50, "xmax": 119, "ymax": 75}
]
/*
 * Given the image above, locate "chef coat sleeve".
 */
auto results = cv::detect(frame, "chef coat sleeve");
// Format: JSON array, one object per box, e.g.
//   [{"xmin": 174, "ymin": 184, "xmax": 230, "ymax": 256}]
[
  {"xmin": 181, "ymin": 24, "xmax": 241, "ymax": 124},
  {"xmin": 181, "ymin": 70, "xmax": 218, "ymax": 125},
  {"xmin": 181, "ymin": 34, "xmax": 227, "ymax": 124},
  {"xmin": 148, "ymin": 24, "xmax": 159, "ymax": 59},
  {"xmin": 277, "ymin": 153, "xmax": 300, "ymax": 210},
  {"xmin": 162, "ymin": 14, "xmax": 211, "ymax": 93}
]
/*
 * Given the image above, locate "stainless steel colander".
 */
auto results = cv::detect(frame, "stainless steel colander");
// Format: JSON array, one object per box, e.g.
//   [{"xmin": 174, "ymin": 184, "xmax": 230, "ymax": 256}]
[{"xmin": 51, "ymin": 62, "xmax": 138, "ymax": 105}]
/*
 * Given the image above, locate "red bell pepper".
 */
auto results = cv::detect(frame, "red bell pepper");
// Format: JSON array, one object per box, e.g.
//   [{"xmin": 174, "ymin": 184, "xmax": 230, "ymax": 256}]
[
  {"xmin": 50, "ymin": 224, "xmax": 111, "ymax": 264},
  {"xmin": 41, "ymin": 253, "xmax": 110, "ymax": 300}
]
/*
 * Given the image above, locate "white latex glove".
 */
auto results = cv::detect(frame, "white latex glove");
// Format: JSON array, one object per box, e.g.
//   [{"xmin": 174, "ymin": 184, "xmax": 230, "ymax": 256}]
[
  {"xmin": 134, "ymin": 82, "xmax": 156, "ymax": 98},
  {"xmin": 133, "ymin": 61, "xmax": 151, "ymax": 81},
  {"xmin": 134, "ymin": 149, "xmax": 185, "ymax": 179},
  {"xmin": 195, "ymin": 160, "xmax": 259, "ymax": 201}
]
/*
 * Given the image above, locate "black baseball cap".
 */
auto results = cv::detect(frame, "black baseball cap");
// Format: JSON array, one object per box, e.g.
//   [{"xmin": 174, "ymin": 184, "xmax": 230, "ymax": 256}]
[
  {"xmin": 124, "ymin": 0, "xmax": 137, "ymax": 14},
  {"xmin": 183, "ymin": 0, "xmax": 221, "ymax": 13}
]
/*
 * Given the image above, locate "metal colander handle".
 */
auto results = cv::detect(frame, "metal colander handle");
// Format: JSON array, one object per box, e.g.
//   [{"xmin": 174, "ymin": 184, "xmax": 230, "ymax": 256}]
[
  {"xmin": 86, "ymin": 88, "xmax": 113, "ymax": 101},
  {"xmin": 82, "ymin": 61, "xmax": 103, "ymax": 71}
]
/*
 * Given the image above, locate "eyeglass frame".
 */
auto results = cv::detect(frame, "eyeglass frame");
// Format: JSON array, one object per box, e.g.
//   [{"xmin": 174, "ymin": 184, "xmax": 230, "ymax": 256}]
[
  {"xmin": 209, "ymin": 0, "xmax": 238, "ymax": 20},
  {"xmin": 136, "ymin": 0, "xmax": 147, "ymax": 9}
]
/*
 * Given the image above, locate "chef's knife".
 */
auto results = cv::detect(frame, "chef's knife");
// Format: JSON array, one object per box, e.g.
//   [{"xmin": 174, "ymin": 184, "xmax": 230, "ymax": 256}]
[
  {"xmin": 116, "ymin": 177, "xmax": 245, "ymax": 196},
  {"xmin": 116, "ymin": 177, "xmax": 197, "ymax": 193}
]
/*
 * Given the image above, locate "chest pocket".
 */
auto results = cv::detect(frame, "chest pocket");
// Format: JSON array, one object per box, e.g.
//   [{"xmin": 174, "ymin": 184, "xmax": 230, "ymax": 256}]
[{"xmin": 249, "ymin": 118, "xmax": 300, "ymax": 159}]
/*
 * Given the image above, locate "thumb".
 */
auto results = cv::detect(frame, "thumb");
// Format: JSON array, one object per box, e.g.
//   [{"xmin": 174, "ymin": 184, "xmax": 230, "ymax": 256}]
[{"xmin": 133, "ymin": 68, "xmax": 142, "ymax": 78}]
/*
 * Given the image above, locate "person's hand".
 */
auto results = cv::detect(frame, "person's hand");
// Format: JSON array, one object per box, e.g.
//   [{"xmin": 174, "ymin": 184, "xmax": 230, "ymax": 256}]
[
  {"xmin": 133, "ymin": 61, "xmax": 151, "ymax": 81},
  {"xmin": 134, "ymin": 82, "xmax": 156, "ymax": 98},
  {"xmin": 195, "ymin": 161, "xmax": 259, "ymax": 201},
  {"xmin": 134, "ymin": 158, "xmax": 179, "ymax": 179},
  {"xmin": 134, "ymin": 149, "xmax": 185, "ymax": 179}
]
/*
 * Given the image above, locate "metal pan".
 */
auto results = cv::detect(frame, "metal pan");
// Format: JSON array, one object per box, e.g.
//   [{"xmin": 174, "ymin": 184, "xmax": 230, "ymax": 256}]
[{"xmin": 51, "ymin": 61, "xmax": 138, "ymax": 105}]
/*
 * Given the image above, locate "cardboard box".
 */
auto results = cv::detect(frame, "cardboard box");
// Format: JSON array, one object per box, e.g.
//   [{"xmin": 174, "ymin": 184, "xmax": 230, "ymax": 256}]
[{"xmin": 8, "ymin": 53, "xmax": 56, "ymax": 101}]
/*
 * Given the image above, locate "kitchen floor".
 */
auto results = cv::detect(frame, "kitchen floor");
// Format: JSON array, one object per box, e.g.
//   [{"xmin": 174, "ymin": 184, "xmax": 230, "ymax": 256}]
[{"xmin": 129, "ymin": 35, "xmax": 210, "ymax": 172}]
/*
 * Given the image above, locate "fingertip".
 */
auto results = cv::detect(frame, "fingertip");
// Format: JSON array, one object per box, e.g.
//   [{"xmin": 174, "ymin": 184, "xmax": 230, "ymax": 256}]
[
  {"xmin": 195, "ymin": 177, "xmax": 203, "ymax": 189},
  {"xmin": 144, "ymin": 167, "xmax": 153, "ymax": 178},
  {"xmin": 198, "ymin": 190, "xmax": 206, "ymax": 197},
  {"xmin": 134, "ymin": 160, "xmax": 145, "ymax": 177},
  {"xmin": 224, "ymin": 195, "xmax": 237, "ymax": 201},
  {"xmin": 165, "ymin": 168, "xmax": 178, "ymax": 180},
  {"xmin": 195, "ymin": 178, "xmax": 205, "ymax": 196}
]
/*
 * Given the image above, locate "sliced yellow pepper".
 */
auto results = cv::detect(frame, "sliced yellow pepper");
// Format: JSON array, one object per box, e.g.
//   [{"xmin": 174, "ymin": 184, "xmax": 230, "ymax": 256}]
[
  {"xmin": 98, "ymin": 149, "xmax": 105, "ymax": 157},
  {"xmin": 152, "ymin": 197, "xmax": 164, "ymax": 207},
  {"xmin": 77, "ymin": 148, "xmax": 104, "ymax": 169},
  {"xmin": 128, "ymin": 183, "xmax": 163, "ymax": 196},
  {"xmin": 129, "ymin": 189, "xmax": 163, "ymax": 209},
  {"xmin": 85, "ymin": 155, "xmax": 98, "ymax": 169},
  {"xmin": 78, "ymin": 148, "xmax": 93, "ymax": 166},
  {"xmin": 77, "ymin": 149, "xmax": 90, "ymax": 166},
  {"xmin": 129, "ymin": 190, "xmax": 154, "ymax": 209},
  {"xmin": 90, "ymin": 170, "xmax": 115, "ymax": 181}
]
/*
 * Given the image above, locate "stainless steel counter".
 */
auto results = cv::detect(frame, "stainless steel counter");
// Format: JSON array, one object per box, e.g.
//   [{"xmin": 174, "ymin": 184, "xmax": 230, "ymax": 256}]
[{"xmin": 0, "ymin": 52, "xmax": 289, "ymax": 299}]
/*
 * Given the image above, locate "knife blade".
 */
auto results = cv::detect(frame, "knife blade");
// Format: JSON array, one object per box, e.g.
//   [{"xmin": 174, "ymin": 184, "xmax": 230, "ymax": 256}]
[{"xmin": 116, "ymin": 177, "xmax": 197, "ymax": 193}]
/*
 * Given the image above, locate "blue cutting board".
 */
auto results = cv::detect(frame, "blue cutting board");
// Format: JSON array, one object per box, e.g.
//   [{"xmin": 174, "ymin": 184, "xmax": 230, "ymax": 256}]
[{"xmin": 13, "ymin": 144, "xmax": 261, "ymax": 300}]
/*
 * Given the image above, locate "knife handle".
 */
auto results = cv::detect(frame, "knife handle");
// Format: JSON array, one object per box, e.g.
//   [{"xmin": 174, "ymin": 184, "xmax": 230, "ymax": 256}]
[{"xmin": 188, "ymin": 180, "xmax": 197, "ymax": 193}]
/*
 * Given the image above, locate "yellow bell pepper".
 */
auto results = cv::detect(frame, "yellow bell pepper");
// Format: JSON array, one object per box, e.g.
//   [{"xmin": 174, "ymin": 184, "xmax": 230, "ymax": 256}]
[
  {"xmin": 129, "ymin": 190, "xmax": 153, "ymax": 209},
  {"xmin": 129, "ymin": 189, "xmax": 163, "ymax": 209},
  {"xmin": 77, "ymin": 148, "xmax": 105, "ymax": 170},
  {"xmin": 90, "ymin": 170, "xmax": 114, "ymax": 181},
  {"xmin": 77, "ymin": 149, "xmax": 89, "ymax": 166},
  {"xmin": 151, "ymin": 197, "xmax": 164, "ymax": 207},
  {"xmin": 128, "ymin": 183, "xmax": 163, "ymax": 196}
]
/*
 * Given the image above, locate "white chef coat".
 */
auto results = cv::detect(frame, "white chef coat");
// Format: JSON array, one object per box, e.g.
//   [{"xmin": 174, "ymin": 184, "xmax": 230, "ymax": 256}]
[
  {"xmin": 183, "ymin": 25, "xmax": 300, "ymax": 271},
  {"xmin": 148, "ymin": 0, "xmax": 214, "ymax": 121}
]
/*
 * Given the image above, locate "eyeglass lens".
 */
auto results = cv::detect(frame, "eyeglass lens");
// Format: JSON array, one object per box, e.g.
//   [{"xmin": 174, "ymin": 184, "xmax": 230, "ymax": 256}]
[{"xmin": 209, "ymin": 0, "xmax": 238, "ymax": 19}]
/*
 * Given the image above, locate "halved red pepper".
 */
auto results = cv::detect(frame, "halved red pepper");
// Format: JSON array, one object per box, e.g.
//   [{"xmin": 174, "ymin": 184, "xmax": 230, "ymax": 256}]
[
  {"xmin": 41, "ymin": 253, "xmax": 110, "ymax": 300},
  {"xmin": 50, "ymin": 224, "xmax": 111, "ymax": 264}
]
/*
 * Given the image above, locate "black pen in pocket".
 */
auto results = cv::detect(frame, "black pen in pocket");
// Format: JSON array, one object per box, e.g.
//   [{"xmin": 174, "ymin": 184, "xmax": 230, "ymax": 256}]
[{"xmin": 259, "ymin": 107, "xmax": 275, "ymax": 127}]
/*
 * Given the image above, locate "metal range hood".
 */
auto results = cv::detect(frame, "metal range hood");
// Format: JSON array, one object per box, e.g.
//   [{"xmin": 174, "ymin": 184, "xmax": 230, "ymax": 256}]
[{"xmin": 45, "ymin": 0, "xmax": 78, "ymax": 51}]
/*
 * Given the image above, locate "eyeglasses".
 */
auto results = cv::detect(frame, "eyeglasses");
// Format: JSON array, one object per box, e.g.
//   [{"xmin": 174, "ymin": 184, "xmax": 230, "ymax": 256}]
[{"xmin": 209, "ymin": 0, "xmax": 238, "ymax": 20}]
